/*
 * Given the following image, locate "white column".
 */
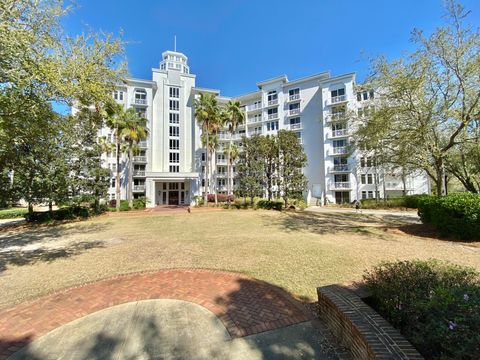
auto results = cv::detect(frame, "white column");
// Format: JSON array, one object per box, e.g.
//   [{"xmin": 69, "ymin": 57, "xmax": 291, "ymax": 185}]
[{"xmin": 146, "ymin": 178, "xmax": 155, "ymax": 208}]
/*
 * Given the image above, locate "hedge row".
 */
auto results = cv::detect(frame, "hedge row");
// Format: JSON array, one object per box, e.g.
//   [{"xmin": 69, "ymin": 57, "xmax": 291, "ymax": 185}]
[
  {"xmin": 360, "ymin": 194, "xmax": 431, "ymax": 209},
  {"xmin": 364, "ymin": 260, "xmax": 480, "ymax": 359},
  {"xmin": 418, "ymin": 192, "xmax": 480, "ymax": 240},
  {"xmin": 25, "ymin": 206, "xmax": 91, "ymax": 222}
]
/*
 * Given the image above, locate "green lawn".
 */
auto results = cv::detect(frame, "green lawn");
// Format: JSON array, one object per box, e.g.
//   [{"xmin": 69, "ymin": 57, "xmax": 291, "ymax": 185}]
[
  {"xmin": 0, "ymin": 207, "xmax": 28, "ymax": 219},
  {"xmin": 0, "ymin": 209, "xmax": 479, "ymax": 309}
]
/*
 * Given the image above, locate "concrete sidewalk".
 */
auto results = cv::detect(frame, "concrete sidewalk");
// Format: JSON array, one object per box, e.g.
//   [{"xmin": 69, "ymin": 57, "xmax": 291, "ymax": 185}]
[{"xmin": 9, "ymin": 300, "xmax": 340, "ymax": 360}]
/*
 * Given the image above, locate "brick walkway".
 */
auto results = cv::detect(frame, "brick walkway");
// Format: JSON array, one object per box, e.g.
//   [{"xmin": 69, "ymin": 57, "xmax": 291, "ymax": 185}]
[{"xmin": 0, "ymin": 269, "xmax": 312, "ymax": 359}]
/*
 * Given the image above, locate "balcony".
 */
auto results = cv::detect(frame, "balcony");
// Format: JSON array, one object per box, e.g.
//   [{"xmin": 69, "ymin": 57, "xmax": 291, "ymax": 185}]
[
  {"xmin": 327, "ymin": 95, "xmax": 347, "ymax": 105},
  {"xmin": 330, "ymin": 129, "xmax": 349, "ymax": 138},
  {"xmin": 286, "ymin": 108, "xmax": 301, "ymax": 117},
  {"xmin": 329, "ymin": 147, "xmax": 348, "ymax": 156},
  {"xmin": 249, "ymin": 130, "xmax": 262, "ymax": 136},
  {"xmin": 216, "ymin": 159, "xmax": 227, "ymax": 165},
  {"xmin": 286, "ymin": 94, "xmax": 300, "ymax": 102},
  {"xmin": 133, "ymin": 170, "xmax": 145, "ymax": 177},
  {"xmin": 289, "ymin": 123, "xmax": 302, "ymax": 130},
  {"xmin": 329, "ymin": 164, "xmax": 351, "ymax": 173},
  {"xmin": 325, "ymin": 113, "xmax": 347, "ymax": 123},
  {"xmin": 267, "ymin": 99, "xmax": 278, "ymax": 107},
  {"xmin": 133, "ymin": 156, "xmax": 147, "ymax": 162},
  {"xmin": 247, "ymin": 116, "xmax": 262, "ymax": 124},
  {"xmin": 330, "ymin": 182, "xmax": 352, "ymax": 190},
  {"xmin": 267, "ymin": 113, "xmax": 279, "ymax": 120},
  {"xmin": 248, "ymin": 103, "xmax": 262, "ymax": 111},
  {"xmin": 133, "ymin": 98, "xmax": 147, "ymax": 106},
  {"xmin": 133, "ymin": 185, "xmax": 146, "ymax": 192},
  {"xmin": 138, "ymin": 141, "xmax": 148, "ymax": 148}
]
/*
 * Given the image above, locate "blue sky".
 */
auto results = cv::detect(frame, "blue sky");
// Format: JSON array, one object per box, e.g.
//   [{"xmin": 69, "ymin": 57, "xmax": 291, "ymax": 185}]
[{"xmin": 62, "ymin": 0, "xmax": 480, "ymax": 97}]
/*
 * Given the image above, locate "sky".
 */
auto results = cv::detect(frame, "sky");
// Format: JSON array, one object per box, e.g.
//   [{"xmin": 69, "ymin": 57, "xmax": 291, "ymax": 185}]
[{"xmin": 61, "ymin": 0, "xmax": 480, "ymax": 97}]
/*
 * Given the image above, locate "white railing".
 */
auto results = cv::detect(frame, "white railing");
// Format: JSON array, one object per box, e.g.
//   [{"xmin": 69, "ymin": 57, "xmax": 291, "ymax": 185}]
[
  {"xmin": 331, "ymin": 129, "xmax": 348, "ymax": 138},
  {"xmin": 288, "ymin": 108, "xmax": 300, "ymax": 116},
  {"xmin": 331, "ymin": 164, "xmax": 350, "ymax": 172},
  {"xmin": 216, "ymin": 159, "xmax": 227, "ymax": 165},
  {"xmin": 249, "ymin": 103, "xmax": 262, "ymax": 111},
  {"xmin": 133, "ymin": 170, "xmax": 145, "ymax": 176},
  {"xmin": 134, "ymin": 98, "xmax": 147, "ymax": 105},
  {"xmin": 138, "ymin": 141, "xmax": 147, "ymax": 147},
  {"xmin": 330, "ymin": 147, "xmax": 348, "ymax": 155},
  {"xmin": 267, "ymin": 99, "xmax": 278, "ymax": 106},
  {"xmin": 328, "ymin": 113, "xmax": 346, "ymax": 122},
  {"xmin": 288, "ymin": 94, "xmax": 300, "ymax": 102},
  {"xmin": 330, "ymin": 182, "xmax": 351, "ymax": 189},
  {"xmin": 329, "ymin": 95, "xmax": 346, "ymax": 104},
  {"xmin": 247, "ymin": 116, "xmax": 262, "ymax": 124},
  {"xmin": 133, "ymin": 185, "xmax": 146, "ymax": 191},
  {"xmin": 133, "ymin": 156, "xmax": 147, "ymax": 162},
  {"xmin": 267, "ymin": 113, "xmax": 278, "ymax": 120},
  {"xmin": 289, "ymin": 123, "xmax": 301, "ymax": 130},
  {"xmin": 249, "ymin": 131, "xmax": 262, "ymax": 136}
]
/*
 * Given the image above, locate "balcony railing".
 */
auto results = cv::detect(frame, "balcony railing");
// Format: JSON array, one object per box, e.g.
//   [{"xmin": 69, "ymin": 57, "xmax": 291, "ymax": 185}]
[
  {"xmin": 329, "ymin": 95, "xmax": 347, "ymax": 105},
  {"xmin": 267, "ymin": 99, "xmax": 278, "ymax": 106},
  {"xmin": 138, "ymin": 141, "xmax": 147, "ymax": 148},
  {"xmin": 289, "ymin": 123, "xmax": 302, "ymax": 130},
  {"xmin": 326, "ymin": 113, "xmax": 346, "ymax": 122},
  {"xmin": 216, "ymin": 159, "xmax": 227, "ymax": 165},
  {"xmin": 288, "ymin": 108, "xmax": 300, "ymax": 116},
  {"xmin": 134, "ymin": 98, "xmax": 147, "ymax": 105},
  {"xmin": 133, "ymin": 185, "xmax": 146, "ymax": 191},
  {"xmin": 133, "ymin": 170, "xmax": 145, "ymax": 176},
  {"xmin": 133, "ymin": 156, "xmax": 147, "ymax": 162},
  {"xmin": 330, "ymin": 164, "xmax": 350, "ymax": 172},
  {"xmin": 329, "ymin": 147, "xmax": 348, "ymax": 155},
  {"xmin": 247, "ymin": 116, "xmax": 262, "ymax": 124},
  {"xmin": 249, "ymin": 130, "xmax": 262, "ymax": 136},
  {"xmin": 288, "ymin": 94, "xmax": 300, "ymax": 102},
  {"xmin": 330, "ymin": 182, "xmax": 351, "ymax": 190},
  {"xmin": 248, "ymin": 103, "xmax": 262, "ymax": 111},
  {"xmin": 331, "ymin": 129, "xmax": 348, "ymax": 138},
  {"xmin": 267, "ymin": 113, "xmax": 278, "ymax": 120}
]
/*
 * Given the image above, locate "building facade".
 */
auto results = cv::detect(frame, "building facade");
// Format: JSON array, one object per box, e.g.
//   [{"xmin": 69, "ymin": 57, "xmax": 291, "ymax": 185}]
[{"xmin": 98, "ymin": 49, "xmax": 430, "ymax": 207}]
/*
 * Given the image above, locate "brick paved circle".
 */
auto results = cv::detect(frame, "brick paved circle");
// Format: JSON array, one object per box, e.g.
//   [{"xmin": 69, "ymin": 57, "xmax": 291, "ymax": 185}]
[{"xmin": 0, "ymin": 269, "xmax": 312, "ymax": 359}]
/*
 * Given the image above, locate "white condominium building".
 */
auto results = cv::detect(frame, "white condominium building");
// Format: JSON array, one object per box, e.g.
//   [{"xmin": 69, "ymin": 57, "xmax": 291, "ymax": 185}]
[{"xmin": 98, "ymin": 49, "xmax": 429, "ymax": 207}]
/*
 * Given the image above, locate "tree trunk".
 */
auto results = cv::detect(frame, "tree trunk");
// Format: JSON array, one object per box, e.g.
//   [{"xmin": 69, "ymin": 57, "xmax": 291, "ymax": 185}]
[
  {"xmin": 435, "ymin": 159, "xmax": 446, "ymax": 197},
  {"xmin": 115, "ymin": 131, "xmax": 121, "ymax": 211},
  {"xmin": 204, "ymin": 124, "xmax": 209, "ymax": 207},
  {"xmin": 284, "ymin": 196, "xmax": 288, "ymax": 209},
  {"xmin": 48, "ymin": 200, "xmax": 53, "ymax": 215},
  {"xmin": 28, "ymin": 202, "xmax": 33, "ymax": 216},
  {"xmin": 128, "ymin": 146, "xmax": 133, "ymax": 209},
  {"xmin": 402, "ymin": 168, "xmax": 407, "ymax": 197}
]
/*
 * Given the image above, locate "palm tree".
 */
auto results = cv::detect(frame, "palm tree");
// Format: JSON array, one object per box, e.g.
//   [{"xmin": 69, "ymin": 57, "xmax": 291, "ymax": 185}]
[
  {"xmin": 105, "ymin": 101, "xmax": 127, "ymax": 212},
  {"xmin": 194, "ymin": 93, "xmax": 220, "ymax": 206},
  {"xmin": 225, "ymin": 100, "xmax": 245, "ymax": 198},
  {"xmin": 120, "ymin": 109, "xmax": 149, "ymax": 209}
]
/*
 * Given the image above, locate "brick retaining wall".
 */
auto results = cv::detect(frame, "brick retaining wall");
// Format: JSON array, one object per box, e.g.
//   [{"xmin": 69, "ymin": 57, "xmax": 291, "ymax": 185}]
[{"xmin": 317, "ymin": 284, "xmax": 423, "ymax": 360}]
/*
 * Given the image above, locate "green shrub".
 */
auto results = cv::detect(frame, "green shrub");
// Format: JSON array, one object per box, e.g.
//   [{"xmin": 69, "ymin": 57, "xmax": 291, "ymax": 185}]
[
  {"xmin": 364, "ymin": 260, "xmax": 480, "ymax": 359},
  {"xmin": 25, "ymin": 206, "xmax": 90, "ymax": 222},
  {"xmin": 132, "ymin": 197, "xmax": 148, "ymax": 210},
  {"xmin": 404, "ymin": 194, "xmax": 431, "ymax": 209},
  {"xmin": 0, "ymin": 208, "xmax": 28, "ymax": 219},
  {"xmin": 256, "ymin": 199, "xmax": 283, "ymax": 211},
  {"xmin": 360, "ymin": 198, "xmax": 406, "ymax": 209},
  {"xmin": 119, "ymin": 200, "xmax": 130, "ymax": 211},
  {"xmin": 417, "ymin": 192, "xmax": 480, "ymax": 240}
]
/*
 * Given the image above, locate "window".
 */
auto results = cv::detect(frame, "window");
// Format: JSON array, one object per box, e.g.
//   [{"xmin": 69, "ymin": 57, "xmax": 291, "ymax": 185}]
[
  {"xmin": 169, "ymin": 113, "xmax": 179, "ymax": 124},
  {"xmin": 218, "ymin": 178, "xmax": 226, "ymax": 186},
  {"xmin": 333, "ymin": 139, "xmax": 347, "ymax": 148},
  {"xmin": 135, "ymin": 90, "xmax": 147, "ymax": 101},
  {"xmin": 289, "ymin": 88, "xmax": 300, "ymax": 97},
  {"xmin": 217, "ymin": 153, "xmax": 226, "ymax": 161},
  {"xmin": 267, "ymin": 108, "xmax": 278, "ymax": 118},
  {"xmin": 368, "ymin": 191, "xmax": 374, "ymax": 199},
  {"xmin": 267, "ymin": 121, "xmax": 279, "ymax": 131},
  {"xmin": 331, "ymin": 88, "xmax": 345, "ymax": 98},
  {"xmin": 217, "ymin": 166, "xmax": 226, "ymax": 174},
  {"xmin": 169, "ymin": 165, "xmax": 179, "ymax": 173},
  {"xmin": 169, "ymin": 126, "xmax": 179, "ymax": 137},
  {"xmin": 290, "ymin": 117, "xmax": 300, "ymax": 125},
  {"xmin": 267, "ymin": 91, "xmax": 278, "ymax": 104},
  {"xmin": 169, "ymin": 139, "xmax": 179, "ymax": 150},
  {"xmin": 367, "ymin": 174, "xmax": 373, "ymax": 184},
  {"xmin": 361, "ymin": 174, "xmax": 366, "ymax": 184},
  {"xmin": 111, "ymin": 178, "xmax": 116, "ymax": 188},
  {"xmin": 169, "ymin": 87, "xmax": 179, "ymax": 98},
  {"xmin": 169, "ymin": 100, "xmax": 179, "ymax": 111},
  {"xmin": 362, "ymin": 191, "xmax": 367, "ymax": 199},
  {"xmin": 289, "ymin": 103, "xmax": 300, "ymax": 111},
  {"xmin": 114, "ymin": 91, "xmax": 124, "ymax": 101},
  {"xmin": 169, "ymin": 153, "xmax": 179, "ymax": 163},
  {"xmin": 201, "ymin": 152, "xmax": 206, "ymax": 162}
]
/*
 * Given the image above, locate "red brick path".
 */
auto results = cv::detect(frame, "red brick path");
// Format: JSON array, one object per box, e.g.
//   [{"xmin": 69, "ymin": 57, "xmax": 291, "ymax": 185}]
[{"xmin": 0, "ymin": 269, "xmax": 312, "ymax": 359}]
